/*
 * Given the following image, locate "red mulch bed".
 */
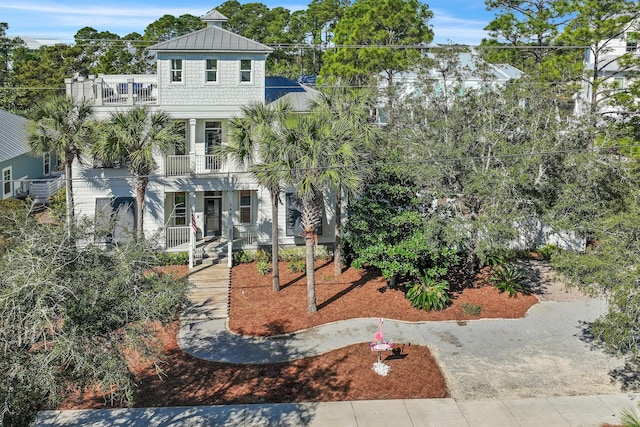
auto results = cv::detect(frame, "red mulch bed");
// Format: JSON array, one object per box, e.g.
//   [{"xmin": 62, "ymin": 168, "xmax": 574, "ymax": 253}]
[
  {"xmin": 229, "ymin": 260, "xmax": 537, "ymax": 336},
  {"xmin": 61, "ymin": 260, "xmax": 537, "ymax": 409}
]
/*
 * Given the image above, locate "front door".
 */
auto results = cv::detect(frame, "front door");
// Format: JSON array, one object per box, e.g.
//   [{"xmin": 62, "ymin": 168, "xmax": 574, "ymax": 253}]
[{"xmin": 205, "ymin": 197, "xmax": 221, "ymax": 237}]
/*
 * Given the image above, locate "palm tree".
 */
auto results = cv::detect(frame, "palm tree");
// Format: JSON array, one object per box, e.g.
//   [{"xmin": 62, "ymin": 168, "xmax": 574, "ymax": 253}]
[
  {"xmin": 310, "ymin": 86, "xmax": 379, "ymax": 275},
  {"xmin": 220, "ymin": 101, "xmax": 293, "ymax": 292},
  {"xmin": 27, "ymin": 95, "xmax": 94, "ymax": 230},
  {"xmin": 92, "ymin": 106, "xmax": 183, "ymax": 240},
  {"xmin": 281, "ymin": 108, "xmax": 366, "ymax": 313}
]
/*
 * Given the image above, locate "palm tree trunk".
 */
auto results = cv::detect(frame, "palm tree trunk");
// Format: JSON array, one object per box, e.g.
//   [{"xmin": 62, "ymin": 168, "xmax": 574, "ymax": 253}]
[
  {"xmin": 271, "ymin": 189, "xmax": 280, "ymax": 292},
  {"xmin": 334, "ymin": 191, "xmax": 342, "ymax": 276},
  {"xmin": 134, "ymin": 176, "xmax": 148, "ymax": 240},
  {"xmin": 64, "ymin": 157, "xmax": 74, "ymax": 232},
  {"xmin": 305, "ymin": 227, "xmax": 317, "ymax": 313}
]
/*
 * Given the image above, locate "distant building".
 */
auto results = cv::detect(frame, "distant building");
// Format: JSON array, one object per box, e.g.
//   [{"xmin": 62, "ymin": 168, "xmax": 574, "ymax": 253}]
[{"xmin": 0, "ymin": 109, "xmax": 61, "ymax": 202}]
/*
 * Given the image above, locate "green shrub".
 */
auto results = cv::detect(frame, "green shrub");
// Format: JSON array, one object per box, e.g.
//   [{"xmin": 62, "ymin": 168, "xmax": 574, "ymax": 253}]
[
  {"xmin": 489, "ymin": 264, "xmax": 530, "ymax": 297},
  {"xmin": 620, "ymin": 406, "xmax": 640, "ymax": 427},
  {"xmin": 461, "ymin": 302, "xmax": 482, "ymax": 316},
  {"xmin": 537, "ymin": 244, "xmax": 561, "ymax": 260},
  {"xmin": 405, "ymin": 276, "xmax": 451, "ymax": 311},
  {"xmin": 483, "ymin": 249, "xmax": 516, "ymax": 267},
  {"xmin": 279, "ymin": 247, "xmax": 305, "ymax": 262},
  {"xmin": 257, "ymin": 260, "xmax": 270, "ymax": 275},
  {"xmin": 288, "ymin": 260, "xmax": 305, "ymax": 273},
  {"xmin": 233, "ymin": 250, "xmax": 255, "ymax": 265},
  {"xmin": 156, "ymin": 252, "xmax": 189, "ymax": 266},
  {"xmin": 255, "ymin": 249, "xmax": 271, "ymax": 263}
]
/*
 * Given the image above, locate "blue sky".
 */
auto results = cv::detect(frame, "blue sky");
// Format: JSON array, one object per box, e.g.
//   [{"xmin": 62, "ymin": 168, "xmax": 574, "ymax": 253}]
[{"xmin": 1, "ymin": 1, "xmax": 493, "ymax": 45}]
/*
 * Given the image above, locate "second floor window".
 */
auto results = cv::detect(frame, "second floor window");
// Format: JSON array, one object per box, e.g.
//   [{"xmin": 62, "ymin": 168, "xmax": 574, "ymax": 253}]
[
  {"xmin": 206, "ymin": 59, "xmax": 218, "ymax": 82},
  {"xmin": 240, "ymin": 60, "xmax": 252, "ymax": 83},
  {"xmin": 171, "ymin": 59, "xmax": 183, "ymax": 82}
]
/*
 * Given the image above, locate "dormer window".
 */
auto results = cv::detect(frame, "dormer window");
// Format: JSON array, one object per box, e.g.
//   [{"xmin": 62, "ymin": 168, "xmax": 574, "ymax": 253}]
[
  {"xmin": 171, "ymin": 59, "xmax": 183, "ymax": 82},
  {"xmin": 240, "ymin": 60, "xmax": 252, "ymax": 83},
  {"xmin": 206, "ymin": 59, "xmax": 218, "ymax": 82}
]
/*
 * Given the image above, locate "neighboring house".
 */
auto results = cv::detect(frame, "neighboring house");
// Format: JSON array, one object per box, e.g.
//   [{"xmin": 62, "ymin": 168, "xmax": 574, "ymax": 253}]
[
  {"xmin": 574, "ymin": 20, "xmax": 640, "ymax": 118},
  {"xmin": 0, "ymin": 109, "xmax": 61, "ymax": 202},
  {"xmin": 66, "ymin": 10, "xmax": 327, "ymax": 257},
  {"xmin": 376, "ymin": 51, "xmax": 523, "ymax": 124}
]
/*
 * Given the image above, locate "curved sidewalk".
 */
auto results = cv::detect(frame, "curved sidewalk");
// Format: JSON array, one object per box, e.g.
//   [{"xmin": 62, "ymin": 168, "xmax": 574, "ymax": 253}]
[{"xmin": 180, "ymin": 296, "xmax": 625, "ymax": 400}]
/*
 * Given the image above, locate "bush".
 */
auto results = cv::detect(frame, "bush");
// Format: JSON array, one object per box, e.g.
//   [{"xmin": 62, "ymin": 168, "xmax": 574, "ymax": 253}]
[
  {"xmin": 278, "ymin": 247, "xmax": 305, "ymax": 262},
  {"xmin": 257, "ymin": 260, "xmax": 270, "ymax": 275},
  {"xmin": 255, "ymin": 249, "xmax": 271, "ymax": 263},
  {"xmin": 288, "ymin": 260, "xmax": 305, "ymax": 272},
  {"xmin": 405, "ymin": 275, "xmax": 451, "ymax": 311},
  {"xmin": 155, "ymin": 251, "xmax": 189, "ymax": 266},
  {"xmin": 537, "ymin": 244, "xmax": 561, "ymax": 260},
  {"xmin": 489, "ymin": 263, "xmax": 530, "ymax": 297},
  {"xmin": 233, "ymin": 250, "xmax": 255, "ymax": 265}
]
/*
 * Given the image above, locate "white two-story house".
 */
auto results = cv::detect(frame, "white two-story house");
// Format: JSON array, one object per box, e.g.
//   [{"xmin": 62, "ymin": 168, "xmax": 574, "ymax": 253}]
[
  {"xmin": 66, "ymin": 10, "xmax": 331, "ymax": 259},
  {"xmin": 574, "ymin": 19, "xmax": 640, "ymax": 118}
]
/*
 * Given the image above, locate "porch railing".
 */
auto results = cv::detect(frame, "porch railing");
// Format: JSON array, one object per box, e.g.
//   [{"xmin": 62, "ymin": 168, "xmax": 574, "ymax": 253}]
[
  {"xmin": 29, "ymin": 173, "xmax": 65, "ymax": 204},
  {"xmin": 165, "ymin": 226, "xmax": 190, "ymax": 249},
  {"xmin": 165, "ymin": 155, "xmax": 223, "ymax": 176},
  {"xmin": 234, "ymin": 224, "xmax": 258, "ymax": 246}
]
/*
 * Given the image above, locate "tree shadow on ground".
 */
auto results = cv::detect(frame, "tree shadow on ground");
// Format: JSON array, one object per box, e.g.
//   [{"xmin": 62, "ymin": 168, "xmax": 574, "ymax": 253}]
[
  {"xmin": 576, "ymin": 320, "xmax": 640, "ymax": 392},
  {"xmin": 280, "ymin": 260, "xmax": 332, "ymax": 290},
  {"xmin": 317, "ymin": 269, "xmax": 379, "ymax": 311}
]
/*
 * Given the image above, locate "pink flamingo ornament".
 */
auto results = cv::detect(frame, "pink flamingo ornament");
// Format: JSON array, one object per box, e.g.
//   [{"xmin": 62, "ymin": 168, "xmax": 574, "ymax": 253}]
[{"xmin": 374, "ymin": 317, "xmax": 384, "ymax": 343}]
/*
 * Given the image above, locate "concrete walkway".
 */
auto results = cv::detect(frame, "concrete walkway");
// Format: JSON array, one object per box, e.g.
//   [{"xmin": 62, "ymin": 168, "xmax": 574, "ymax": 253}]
[{"xmin": 34, "ymin": 394, "xmax": 640, "ymax": 426}]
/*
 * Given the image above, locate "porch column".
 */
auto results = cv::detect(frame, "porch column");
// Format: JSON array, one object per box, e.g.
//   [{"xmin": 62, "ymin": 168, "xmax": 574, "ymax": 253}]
[
  {"xmin": 227, "ymin": 189, "xmax": 233, "ymax": 268},
  {"xmin": 189, "ymin": 119, "xmax": 197, "ymax": 174},
  {"xmin": 188, "ymin": 191, "xmax": 196, "ymax": 269},
  {"xmin": 126, "ymin": 78, "xmax": 134, "ymax": 105}
]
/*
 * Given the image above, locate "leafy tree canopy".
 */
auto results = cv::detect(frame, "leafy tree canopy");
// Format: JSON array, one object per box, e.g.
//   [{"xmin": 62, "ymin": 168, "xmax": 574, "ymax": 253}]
[
  {"xmin": 321, "ymin": 0, "xmax": 434, "ymax": 86},
  {"xmin": 0, "ymin": 212, "xmax": 188, "ymax": 426}
]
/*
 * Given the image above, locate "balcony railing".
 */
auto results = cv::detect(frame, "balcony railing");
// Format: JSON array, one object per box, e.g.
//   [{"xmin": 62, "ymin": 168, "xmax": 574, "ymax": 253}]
[
  {"xmin": 29, "ymin": 173, "xmax": 65, "ymax": 204},
  {"xmin": 234, "ymin": 224, "xmax": 258, "ymax": 246},
  {"xmin": 65, "ymin": 75, "xmax": 157, "ymax": 107},
  {"xmin": 165, "ymin": 155, "xmax": 223, "ymax": 176}
]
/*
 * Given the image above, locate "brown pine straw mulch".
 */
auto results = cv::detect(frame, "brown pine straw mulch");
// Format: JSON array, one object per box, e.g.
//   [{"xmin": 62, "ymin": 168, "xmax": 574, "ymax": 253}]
[{"xmin": 61, "ymin": 260, "xmax": 537, "ymax": 409}]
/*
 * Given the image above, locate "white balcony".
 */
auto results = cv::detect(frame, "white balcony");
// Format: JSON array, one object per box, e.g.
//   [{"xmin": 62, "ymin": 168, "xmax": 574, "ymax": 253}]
[
  {"xmin": 29, "ymin": 173, "xmax": 65, "ymax": 204},
  {"xmin": 66, "ymin": 75, "xmax": 157, "ymax": 106},
  {"xmin": 165, "ymin": 155, "xmax": 223, "ymax": 176}
]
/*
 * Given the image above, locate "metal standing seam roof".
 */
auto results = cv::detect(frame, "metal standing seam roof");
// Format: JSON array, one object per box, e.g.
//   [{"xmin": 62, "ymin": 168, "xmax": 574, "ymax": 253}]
[
  {"xmin": 148, "ymin": 25, "xmax": 273, "ymax": 53},
  {"xmin": 0, "ymin": 109, "xmax": 31, "ymax": 163}
]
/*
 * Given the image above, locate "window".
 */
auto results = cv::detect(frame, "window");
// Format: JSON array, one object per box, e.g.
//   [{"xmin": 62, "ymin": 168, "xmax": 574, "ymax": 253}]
[
  {"xmin": 239, "ymin": 190, "xmax": 252, "ymax": 223},
  {"xmin": 171, "ymin": 59, "xmax": 183, "ymax": 82},
  {"xmin": 205, "ymin": 121, "xmax": 222, "ymax": 169},
  {"xmin": 2, "ymin": 167, "xmax": 11, "ymax": 198},
  {"xmin": 614, "ymin": 77, "xmax": 624, "ymax": 91},
  {"xmin": 206, "ymin": 59, "xmax": 218, "ymax": 82},
  {"xmin": 240, "ymin": 60, "xmax": 252, "ymax": 83},
  {"xmin": 626, "ymin": 32, "xmax": 639, "ymax": 52},
  {"xmin": 94, "ymin": 197, "xmax": 136, "ymax": 243},
  {"xmin": 43, "ymin": 153, "xmax": 51, "ymax": 175},
  {"xmin": 174, "ymin": 192, "xmax": 187, "ymax": 225},
  {"xmin": 286, "ymin": 192, "xmax": 322, "ymax": 236},
  {"xmin": 174, "ymin": 121, "xmax": 186, "ymax": 155}
]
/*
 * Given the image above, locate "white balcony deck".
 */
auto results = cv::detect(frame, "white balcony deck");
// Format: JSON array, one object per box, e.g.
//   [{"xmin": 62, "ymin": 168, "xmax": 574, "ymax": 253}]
[
  {"xmin": 165, "ymin": 155, "xmax": 223, "ymax": 176},
  {"xmin": 66, "ymin": 75, "xmax": 157, "ymax": 106}
]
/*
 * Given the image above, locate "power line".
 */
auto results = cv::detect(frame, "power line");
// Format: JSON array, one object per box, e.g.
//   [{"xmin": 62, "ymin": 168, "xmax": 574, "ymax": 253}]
[{"xmin": 6, "ymin": 144, "xmax": 639, "ymax": 184}]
